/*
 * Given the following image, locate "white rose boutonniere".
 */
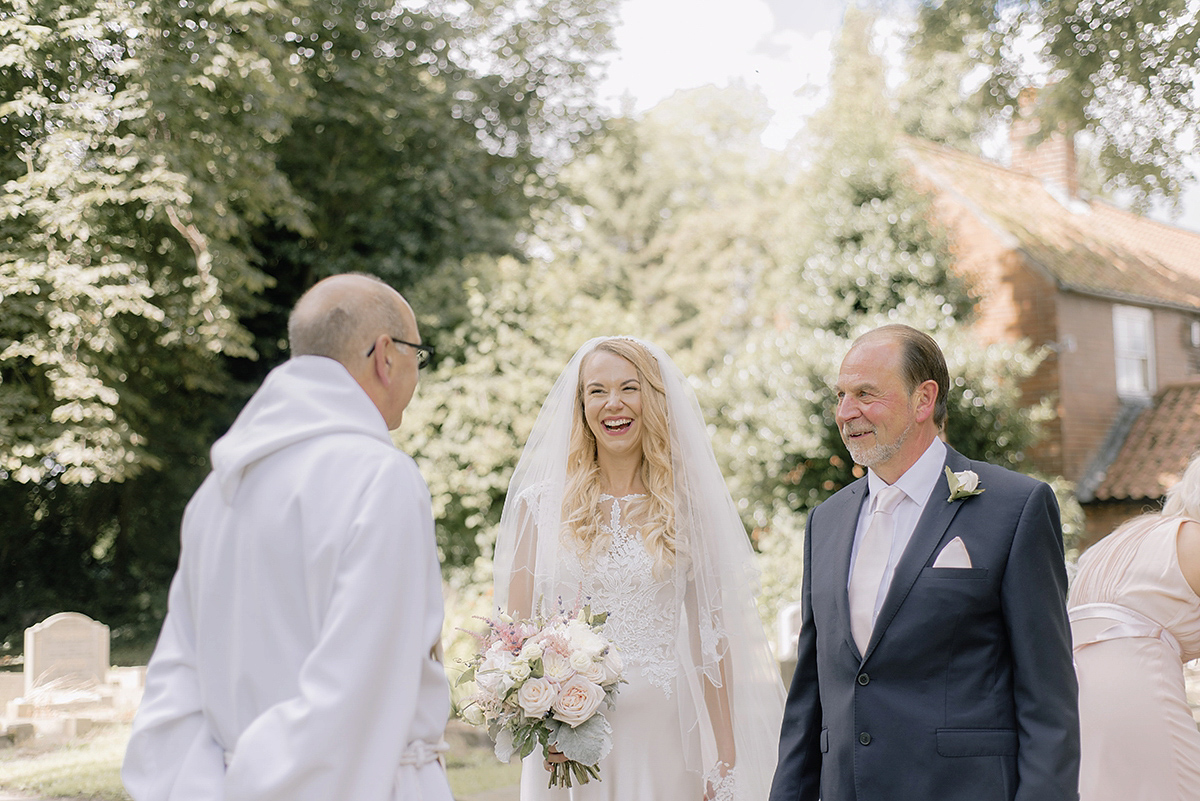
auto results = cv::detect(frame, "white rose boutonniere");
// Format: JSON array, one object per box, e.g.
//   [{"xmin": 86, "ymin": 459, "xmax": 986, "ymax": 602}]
[{"xmin": 945, "ymin": 466, "xmax": 984, "ymax": 502}]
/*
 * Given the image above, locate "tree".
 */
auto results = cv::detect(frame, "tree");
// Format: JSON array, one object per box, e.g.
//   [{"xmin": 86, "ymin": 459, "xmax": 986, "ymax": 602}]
[
  {"xmin": 0, "ymin": 0, "xmax": 614, "ymax": 647},
  {"xmin": 399, "ymin": 83, "xmax": 786, "ymax": 575},
  {"xmin": 912, "ymin": 0, "xmax": 1200, "ymax": 207},
  {"xmin": 703, "ymin": 9, "xmax": 1050, "ymax": 624}
]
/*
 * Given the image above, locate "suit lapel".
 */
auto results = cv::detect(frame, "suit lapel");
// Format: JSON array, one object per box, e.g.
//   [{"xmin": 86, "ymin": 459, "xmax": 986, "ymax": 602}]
[
  {"xmin": 861, "ymin": 447, "xmax": 971, "ymax": 662},
  {"xmin": 832, "ymin": 479, "xmax": 869, "ymax": 657}
]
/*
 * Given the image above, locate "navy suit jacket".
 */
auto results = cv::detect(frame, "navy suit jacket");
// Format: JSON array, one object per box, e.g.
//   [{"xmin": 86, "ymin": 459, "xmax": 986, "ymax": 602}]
[{"xmin": 770, "ymin": 446, "xmax": 1080, "ymax": 801}]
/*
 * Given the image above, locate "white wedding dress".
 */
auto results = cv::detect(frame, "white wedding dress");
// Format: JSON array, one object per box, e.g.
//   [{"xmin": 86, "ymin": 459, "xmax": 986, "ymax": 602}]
[{"xmin": 519, "ymin": 495, "xmax": 702, "ymax": 800}]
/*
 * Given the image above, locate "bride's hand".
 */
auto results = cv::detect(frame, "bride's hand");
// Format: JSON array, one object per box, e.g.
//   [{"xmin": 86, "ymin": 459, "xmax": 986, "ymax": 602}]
[{"xmin": 543, "ymin": 745, "xmax": 568, "ymax": 772}]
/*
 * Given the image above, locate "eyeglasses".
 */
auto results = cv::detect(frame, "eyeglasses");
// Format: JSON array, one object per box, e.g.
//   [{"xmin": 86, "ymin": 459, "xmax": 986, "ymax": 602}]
[{"xmin": 366, "ymin": 337, "xmax": 436, "ymax": 369}]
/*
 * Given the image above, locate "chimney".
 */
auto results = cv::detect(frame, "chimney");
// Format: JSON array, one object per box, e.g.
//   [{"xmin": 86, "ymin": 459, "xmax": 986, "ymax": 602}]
[{"xmin": 1009, "ymin": 87, "xmax": 1078, "ymax": 199}]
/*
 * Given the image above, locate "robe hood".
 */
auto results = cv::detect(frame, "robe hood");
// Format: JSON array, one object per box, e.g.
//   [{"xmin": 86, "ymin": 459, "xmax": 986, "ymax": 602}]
[{"xmin": 210, "ymin": 355, "xmax": 392, "ymax": 502}]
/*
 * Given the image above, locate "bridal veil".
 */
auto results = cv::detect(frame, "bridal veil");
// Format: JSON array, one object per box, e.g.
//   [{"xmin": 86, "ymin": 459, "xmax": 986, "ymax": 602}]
[{"xmin": 493, "ymin": 336, "xmax": 786, "ymax": 799}]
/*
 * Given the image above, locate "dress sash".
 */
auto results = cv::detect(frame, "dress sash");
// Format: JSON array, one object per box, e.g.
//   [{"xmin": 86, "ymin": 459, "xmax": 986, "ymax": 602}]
[{"xmin": 1069, "ymin": 601, "xmax": 1182, "ymax": 658}]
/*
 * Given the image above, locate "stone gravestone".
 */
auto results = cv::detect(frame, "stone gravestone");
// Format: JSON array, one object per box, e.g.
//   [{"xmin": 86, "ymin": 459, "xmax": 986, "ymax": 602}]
[
  {"xmin": 776, "ymin": 600, "xmax": 805, "ymax": 686},
  {"xmin": 23, "ymin": 612, "xmax": 110, "ymax": 696},
  {"xmin": 777, "ymin": 600, "xmax": 804, "ymax": 655}
]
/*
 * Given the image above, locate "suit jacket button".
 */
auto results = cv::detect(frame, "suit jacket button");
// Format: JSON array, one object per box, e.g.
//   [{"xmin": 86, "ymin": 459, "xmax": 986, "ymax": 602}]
[
  {"xmin": 859, "ymin": 732, "xmax": 871, "ymax": 745},
  {"xmin": 857, "ymin": 673, "xmax": 869, "ymax": 685}
]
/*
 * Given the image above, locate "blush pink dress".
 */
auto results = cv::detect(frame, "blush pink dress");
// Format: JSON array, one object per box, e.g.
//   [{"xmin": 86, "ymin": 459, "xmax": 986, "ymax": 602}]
[{"xmin": 1068, "ymin": 515, "xmax": 1200, "ymax": 801}]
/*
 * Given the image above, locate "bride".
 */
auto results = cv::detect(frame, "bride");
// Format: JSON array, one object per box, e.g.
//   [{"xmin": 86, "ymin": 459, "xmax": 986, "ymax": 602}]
[{"xmin": 492, "ymin": 337, "xmax": 785, "ymax": 800}]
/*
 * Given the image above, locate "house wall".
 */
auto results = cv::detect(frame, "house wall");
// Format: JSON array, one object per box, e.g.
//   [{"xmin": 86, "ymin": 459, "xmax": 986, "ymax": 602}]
[
  {"xmin": 1155, "ymin": 309, "xmax": 1200, "ymax": 386},
  {"xmin": 1054, "ymin": 294, "xmax": 1122, "ymax": 484},
  {"xmin": 922, "ymin": 188, "xmax": 1065, "ymax": 474},
  {"xmin": 1054, "ymin": 297, "xmax": 1199, "ymax": 483},
  {"xmin": 1081, "ymin": 499, "xmax": 1159, "ymax": 551}
]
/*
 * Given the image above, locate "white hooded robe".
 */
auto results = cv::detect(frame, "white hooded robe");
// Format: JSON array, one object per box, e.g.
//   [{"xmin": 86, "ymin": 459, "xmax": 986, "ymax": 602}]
[{"xmin": 122, "ymin": 356, "xmax": 453, "ymax": 801}]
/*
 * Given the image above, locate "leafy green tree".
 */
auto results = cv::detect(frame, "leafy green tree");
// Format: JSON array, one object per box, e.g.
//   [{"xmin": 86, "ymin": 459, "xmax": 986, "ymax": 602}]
[
  {"xmin": 912, "ymin": 0, "xmax": 1200, "ymax": 206},
  {"xmin": 0, "ymin": 0, "xmax": 613, "ymax": 647},
  {"xmin": 704, "ymin": 10, "xmax": 1050, "ymax": 624},
  {"xmin": 400, "ymin": 84, "xmax": 785, "ymax": 575}
]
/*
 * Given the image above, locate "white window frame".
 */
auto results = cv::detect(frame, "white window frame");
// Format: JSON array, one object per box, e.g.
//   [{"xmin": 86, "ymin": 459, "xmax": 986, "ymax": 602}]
[{"xmin": 1113, "ymin": 304, "xmax": 1156, "ymax": 398}]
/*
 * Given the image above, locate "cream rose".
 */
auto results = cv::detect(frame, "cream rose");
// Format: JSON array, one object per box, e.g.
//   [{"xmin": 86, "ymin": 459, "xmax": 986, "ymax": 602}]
[
  {"xmin": 542, "ymin": 648, "xmax": 575, "ymax": 683},
  {"xmin": 476, "ymin": 644, "xmax": 516, "ymax": 696},
  {"xmin": 601, "ymin": 647, "xmax": 624, "ymax": 684},
  {"xmin": 577, "ymin": 656, "xmax": 606, "ymax": 684},
  {"xmin": 517, "ymin": 676, "xmax": 557, "ymax": 718},
  {"xmin": 955, "ymin": 470, "xmax": 979, "ymax": 492},
  {"xmin": 552, "ymin": 674, "xmax": 605, "ymax": 727},
  {"xmin": 519, "ymin": 639, "xmax": 544, "ymax": 662},
  {"xmin": 459, "ymin": 702, "xmax": 486, "ymax": 726},
  {"xmin": 569, "ymin": 649, "xmax": 594, "ymax": 672},
  {"xmin": 507, "ymin": 659, "xmax": 532, "ymax": 682}
]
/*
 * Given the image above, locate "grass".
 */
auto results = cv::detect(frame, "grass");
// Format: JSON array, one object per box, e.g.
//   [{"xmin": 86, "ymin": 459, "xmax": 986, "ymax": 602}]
[
  {"xmin": 0, "ymin": 725, "xmax": 130, "ymax": 800},
  {"xmin": 0, "ymin": 722, "xmax": 520, "ymax": 800},
  {"xmin": 446, "ymin": 746, "xmax": 523, "ymax": 798}
]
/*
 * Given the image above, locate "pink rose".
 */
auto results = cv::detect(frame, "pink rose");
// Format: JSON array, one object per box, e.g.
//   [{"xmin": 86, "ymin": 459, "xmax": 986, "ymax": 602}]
[
  {"xmin": 517, "ymin": 676, "xmax": 557, "ymax": 718},
  {"xmin": 551, "ymin": 674, "xmax": 605, "ymax": 727}
]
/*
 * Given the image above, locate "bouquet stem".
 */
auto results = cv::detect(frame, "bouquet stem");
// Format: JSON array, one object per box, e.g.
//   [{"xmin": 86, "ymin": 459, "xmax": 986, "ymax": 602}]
[{"xmin": 548, "ymin": 759, "xmax": 602, "ymax": 788}]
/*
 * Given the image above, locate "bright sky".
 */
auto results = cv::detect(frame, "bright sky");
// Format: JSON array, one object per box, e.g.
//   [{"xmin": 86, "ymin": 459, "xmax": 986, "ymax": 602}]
[
  {"xmin": 597, "ymin": 0, "xmax": 1200, "ymax": 233},
  {"xmin": 596, "ymin": 0, "xmax": 849, "ymax": 149}
]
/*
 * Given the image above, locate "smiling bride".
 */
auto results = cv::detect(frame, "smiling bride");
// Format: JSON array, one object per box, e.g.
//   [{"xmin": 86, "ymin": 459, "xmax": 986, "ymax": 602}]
[{"xmin": 492, "ymin": 336, "xmax": 785, "ymax": 801}]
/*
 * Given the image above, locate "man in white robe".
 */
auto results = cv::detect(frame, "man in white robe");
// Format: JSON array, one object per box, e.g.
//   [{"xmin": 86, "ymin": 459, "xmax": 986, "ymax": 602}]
[{"xmin": 122, "ymin": 274, "xmax": 454, "ymax": 801}]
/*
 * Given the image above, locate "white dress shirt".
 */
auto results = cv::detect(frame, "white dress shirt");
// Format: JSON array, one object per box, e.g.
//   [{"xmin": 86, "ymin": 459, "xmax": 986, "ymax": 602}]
[{"xmin": 847, "ymin": 437, "xmax": 947, "ymax": 624}]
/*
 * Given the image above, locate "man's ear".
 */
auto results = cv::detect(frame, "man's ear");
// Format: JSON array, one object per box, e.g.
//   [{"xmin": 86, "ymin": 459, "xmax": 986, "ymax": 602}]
[
  {"xmin": 912, "ymin": 379, "xmax": 939, "ymax": 424},
  {"xmin": 368, "ymin": 335, "xmax": 392, "ymax": 385}
]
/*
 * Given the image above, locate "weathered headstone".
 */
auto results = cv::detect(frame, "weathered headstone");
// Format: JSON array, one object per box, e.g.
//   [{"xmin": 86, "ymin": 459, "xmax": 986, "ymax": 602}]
[
  {"xmin": 777, "ymin": 600, "xmax": 804, "ymax": 655},
  {"xmin": 23, "ymin": 612, "xmax": 110, "ymax": 696},
  {"xmin": 776, "ymin": 600, "xmax": 804, "ymax": 686}
]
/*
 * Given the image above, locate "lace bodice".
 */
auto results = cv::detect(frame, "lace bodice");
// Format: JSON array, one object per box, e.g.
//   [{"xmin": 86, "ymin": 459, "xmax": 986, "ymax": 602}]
[{"xmin": 563, "ymin": 495, "xmax": 679, "ymax": 694}]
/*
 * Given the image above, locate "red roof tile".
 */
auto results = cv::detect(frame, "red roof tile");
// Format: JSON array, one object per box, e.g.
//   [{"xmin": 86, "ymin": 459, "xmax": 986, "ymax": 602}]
[
  {"xmin": 901, "ymin": 138, "xmax": 1200, "ymax": 310},
  {"xmin": 1092, "ymin": 380, "xmax": 1200, "ymax": 501}
]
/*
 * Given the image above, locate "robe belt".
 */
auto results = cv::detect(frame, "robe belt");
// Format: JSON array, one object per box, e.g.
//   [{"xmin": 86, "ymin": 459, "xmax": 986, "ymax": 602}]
[
  {"xmin": 1068, "ymin": 602, "xmax": 1182, "ymax": 658},
  {"xmin": 397, "ymin": 738, "xmax": 449, "ymax": 768},
  {"xmin": 222, "ymin": 739, "xmax": 449, "ymax": 770}
]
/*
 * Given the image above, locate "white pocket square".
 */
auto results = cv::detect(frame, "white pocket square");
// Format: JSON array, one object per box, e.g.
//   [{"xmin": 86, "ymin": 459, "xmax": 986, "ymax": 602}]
[{"xmin": 932, "ymin": 536, "xmax": 973, "ymax": 568}]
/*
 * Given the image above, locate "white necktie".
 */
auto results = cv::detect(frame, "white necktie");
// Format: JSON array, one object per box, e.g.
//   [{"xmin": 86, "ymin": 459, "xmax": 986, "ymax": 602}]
[{"xmin": 849, "ymin": 485, "xmax": 906, "ymax": 652}]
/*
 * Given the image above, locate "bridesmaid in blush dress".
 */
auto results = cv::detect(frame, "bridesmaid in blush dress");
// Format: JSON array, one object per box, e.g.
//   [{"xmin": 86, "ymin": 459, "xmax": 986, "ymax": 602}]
[{"xmin": 1068, "ymin": 452, "xmax": 1200, "ymax": 801}]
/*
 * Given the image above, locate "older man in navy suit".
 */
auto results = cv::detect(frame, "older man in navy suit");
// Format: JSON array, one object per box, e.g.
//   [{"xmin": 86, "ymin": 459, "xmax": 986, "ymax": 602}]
[{"xmin": 770, "ymin": 325, "xmax": 1079, "ymax": 801}]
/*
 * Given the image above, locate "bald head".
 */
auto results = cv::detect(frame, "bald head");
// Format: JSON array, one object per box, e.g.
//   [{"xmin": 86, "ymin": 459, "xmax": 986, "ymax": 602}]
[{"xmin": 288, "ymin": 274, "xmax": 413, "ymax": 366}]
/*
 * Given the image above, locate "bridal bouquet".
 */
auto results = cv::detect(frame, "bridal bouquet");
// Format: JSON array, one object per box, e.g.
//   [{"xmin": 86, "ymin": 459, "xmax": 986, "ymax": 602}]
[{"xmin": 457, "ymin": 605, "xmax": 625, "ymax": 787}]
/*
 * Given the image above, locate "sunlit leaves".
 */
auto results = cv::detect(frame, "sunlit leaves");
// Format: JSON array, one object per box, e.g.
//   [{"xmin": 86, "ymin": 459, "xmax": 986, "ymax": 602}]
[{"xmin": 915, "ymin": 0, "xmax": 1200, "ymax": 206}]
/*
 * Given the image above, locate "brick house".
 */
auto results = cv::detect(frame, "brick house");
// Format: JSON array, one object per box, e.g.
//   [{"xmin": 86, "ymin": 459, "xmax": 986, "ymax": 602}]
[{"xmin": 899, "ymin": 116, "xmax": 1200, "ymax": 547}]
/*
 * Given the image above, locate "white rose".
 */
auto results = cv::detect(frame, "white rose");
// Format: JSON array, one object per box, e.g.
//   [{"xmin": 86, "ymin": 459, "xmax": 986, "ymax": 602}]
[
  {"xmin": 577, "ymin": 657, "xmax": 606, "ymax": 684},
  {"xmin": 476, "ymin": 647, "xmax": 516, "ymax": 696},
  {"xmin": 601, "ymin": 647, "xmax": 624, "ymax": 684},
  {"xmin": 520, "ymin": 639, "xmax": 544, "ymax": 662},
  {"xmin": 542, "ymin": 648, "xmax": 575, "ymax": 683},
  {"xmin": 565, "ymin": 619, "xmax": 607, "ymax": 658},
  {"xmin": 516, "ymin": 676, "xmax": 557, "ymax": 718},
  {"xmin": 955, "ymin": 470, "xmax": 979, "ymax": 492},
  {"xmin": 569, "ymin": 650, "xmax": 594, "ymax": 672},
  {"xmin": 552, "ymin": 674, "xmax": 605, "ymax": 727},
  {"xmin": 507, "ymin": 659, "xmax": 532, "ymax": 682},
  {"xmin": 459, "ymin": 702, "xmax": 486, "ymax": 727}
]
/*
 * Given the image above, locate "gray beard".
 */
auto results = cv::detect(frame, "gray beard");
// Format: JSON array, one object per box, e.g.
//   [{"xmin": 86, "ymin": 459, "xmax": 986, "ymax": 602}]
[{"xmin": 843, "ymin": 416, "xmax": 915, "ymax": 469}]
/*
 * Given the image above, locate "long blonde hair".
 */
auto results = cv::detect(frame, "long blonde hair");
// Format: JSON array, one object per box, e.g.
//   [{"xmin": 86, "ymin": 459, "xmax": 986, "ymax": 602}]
[{"xmin": 561, "ymin": 338, "xmax": 676, "ymax": 573}]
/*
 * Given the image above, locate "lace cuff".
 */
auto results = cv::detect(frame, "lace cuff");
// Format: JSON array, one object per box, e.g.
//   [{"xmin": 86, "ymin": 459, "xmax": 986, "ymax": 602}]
[{"xmin": 703, "ymin": 762, "xmax": 736, "ymax": 801}]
